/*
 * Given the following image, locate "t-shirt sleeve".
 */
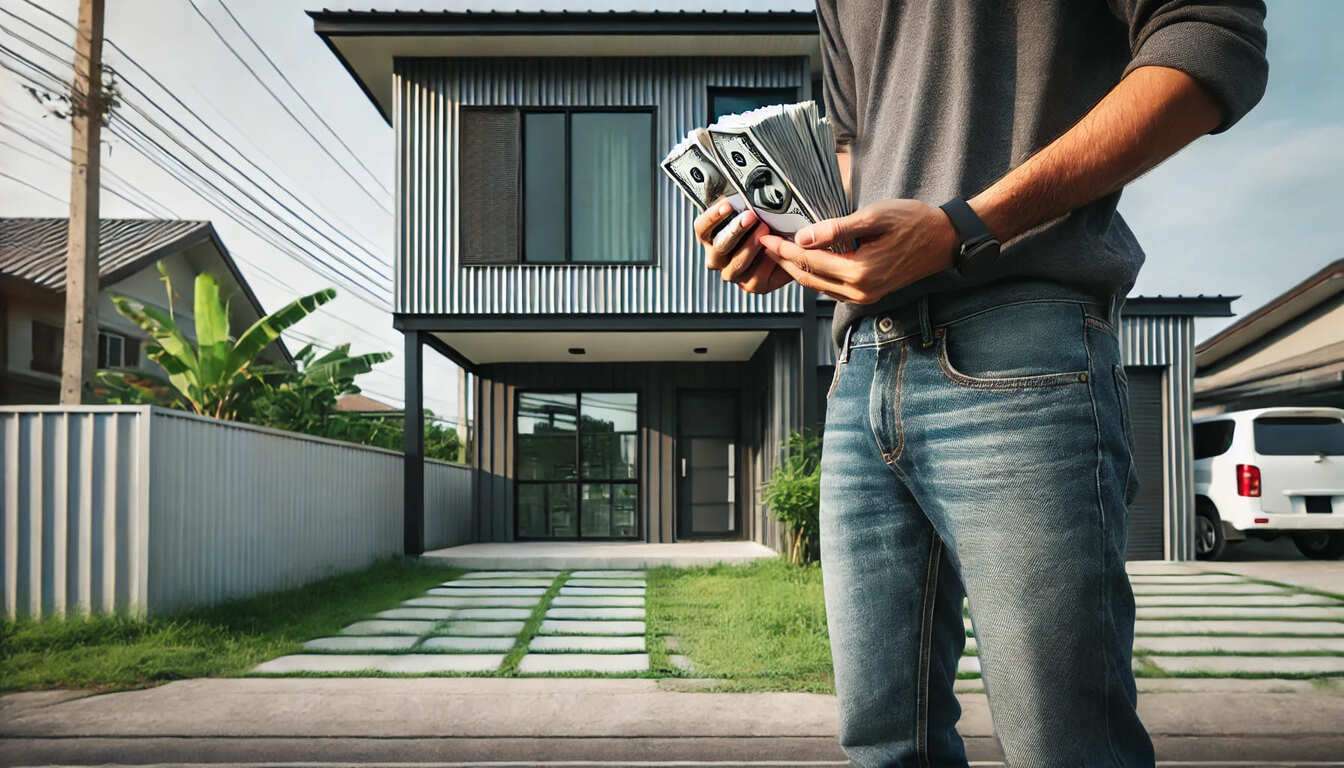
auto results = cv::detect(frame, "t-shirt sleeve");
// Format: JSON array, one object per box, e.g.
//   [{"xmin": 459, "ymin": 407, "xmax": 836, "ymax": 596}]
[
  {"xmin": 1109, "ymin": 0, "xmax": 1269, "ymax": 133},
  {"xmin": 816, "ymin": 0, "xmax": 858, "ymax": 147}
]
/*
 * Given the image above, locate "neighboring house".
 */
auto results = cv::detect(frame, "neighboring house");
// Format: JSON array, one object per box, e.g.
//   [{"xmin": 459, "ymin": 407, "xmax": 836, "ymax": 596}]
[
  {"xmin": 312, "ymin": 7, "xmax": 1225, "ymax": 560},
  {"xmin": 0, "ymin": 218, "xmax": 290, "ymax": 404},
  {"xmin": 1195, "ymin": 259, "xmax": 1344, "ymax": 414},
  {"xmin": 336, "ymin": 393, "xmax": 397, "ymax": 413}
]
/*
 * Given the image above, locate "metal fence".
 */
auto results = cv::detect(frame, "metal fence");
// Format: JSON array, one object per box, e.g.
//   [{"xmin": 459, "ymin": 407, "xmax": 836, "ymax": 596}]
[{"xmin": 1, "ymin": 406, "xmax": 472, "ymax": 619}]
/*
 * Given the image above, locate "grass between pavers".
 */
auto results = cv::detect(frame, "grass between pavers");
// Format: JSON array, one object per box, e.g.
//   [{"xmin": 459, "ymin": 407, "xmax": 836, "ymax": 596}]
[
  {"xmin": 0, "ymin": 559, "xmax": 463, "ymax": 693},
  {"xmin": 497, "ymin": 571, "xmax": 570, "ymax": 673},
  {"xmin": 647, "ymin": 558, "xmax": 833, "ymax": 693},
  {"xmin": 1210, "ymin": 572, "xmax": 1344, "ymax": 604}
]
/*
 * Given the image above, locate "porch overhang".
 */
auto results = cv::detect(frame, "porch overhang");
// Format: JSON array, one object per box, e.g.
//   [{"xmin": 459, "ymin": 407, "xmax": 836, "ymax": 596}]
[{"xmin": 308, "ymin": 9, "xmax": 821, "ymax": 123}]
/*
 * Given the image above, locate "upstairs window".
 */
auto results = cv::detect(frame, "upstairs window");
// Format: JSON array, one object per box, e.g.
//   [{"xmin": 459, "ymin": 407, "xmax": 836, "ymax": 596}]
[
  {"xmin": 460, "ymin": 107, "xmax": 654, "ymax": 265},
  {"xmin": 708, "ymin": 87, "xmax": 798, "ymax": 123},
  {"xmin": 31, "ymin": 321, "xmax": 61, "ymax": 374}
]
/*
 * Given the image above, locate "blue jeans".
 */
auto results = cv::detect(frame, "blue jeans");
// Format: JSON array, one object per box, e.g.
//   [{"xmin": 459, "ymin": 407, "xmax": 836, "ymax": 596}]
[{"xmin": 820, "ymin": 281, "xmax": 1154, "ymax": 767}]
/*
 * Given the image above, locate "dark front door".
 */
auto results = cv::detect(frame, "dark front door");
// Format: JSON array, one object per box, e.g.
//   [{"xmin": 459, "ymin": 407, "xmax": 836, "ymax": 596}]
[
  {"xmin": 677, "ymin": 391, "xmax": 740, "ymax": 539},
  {"xmin": 1124, "ymin": 367, "xmax": 1166, "ymax": 560}
]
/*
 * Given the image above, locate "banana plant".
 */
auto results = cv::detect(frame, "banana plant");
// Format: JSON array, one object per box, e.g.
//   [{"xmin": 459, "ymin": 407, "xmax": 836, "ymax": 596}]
[{"xmin": 98, "ymin": 262, "xmax": 336, "ymax": 421}]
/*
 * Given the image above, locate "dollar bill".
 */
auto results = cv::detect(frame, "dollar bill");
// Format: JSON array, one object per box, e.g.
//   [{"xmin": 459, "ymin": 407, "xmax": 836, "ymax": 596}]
[
  {"xmin": 661, "ymin": 129, "xmax": 750, "ymax": 249},
  {"xmin": 706, "ymin": 122, "xmax": 817, "ymax": 237}
]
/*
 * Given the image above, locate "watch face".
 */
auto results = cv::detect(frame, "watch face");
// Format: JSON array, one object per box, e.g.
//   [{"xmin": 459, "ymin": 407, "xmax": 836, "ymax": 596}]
[{"xmin": 957, "ymin": 236, "xmax": 1001, "ymax": 275}]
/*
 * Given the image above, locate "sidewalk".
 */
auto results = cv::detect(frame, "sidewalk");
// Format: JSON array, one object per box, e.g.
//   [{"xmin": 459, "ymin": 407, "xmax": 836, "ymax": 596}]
[{"xmin": 3, "ymin": 677, "xmax": 1343, "ymax": 765}]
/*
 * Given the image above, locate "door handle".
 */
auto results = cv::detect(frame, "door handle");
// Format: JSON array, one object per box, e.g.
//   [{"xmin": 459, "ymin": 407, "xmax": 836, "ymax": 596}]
[{"xmin": 681, "ymin": 457, "xmax": 687, "ymax": 478}]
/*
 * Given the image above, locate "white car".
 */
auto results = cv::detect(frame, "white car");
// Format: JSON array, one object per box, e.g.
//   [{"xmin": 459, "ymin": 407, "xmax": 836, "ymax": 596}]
[{"xmin": 1193, "ymin": 407, "xmax": 1344, "ymax": 560}]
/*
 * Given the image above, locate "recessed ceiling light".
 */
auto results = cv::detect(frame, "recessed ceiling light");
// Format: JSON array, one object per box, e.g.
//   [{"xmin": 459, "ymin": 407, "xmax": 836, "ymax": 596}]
[
  {"xmin": 568, "ymin": 347, "xmax": 586, "ymax": 355},
  {"xmin": 693, "ymin": 347, "xmax": 709, "ymax": 354}
]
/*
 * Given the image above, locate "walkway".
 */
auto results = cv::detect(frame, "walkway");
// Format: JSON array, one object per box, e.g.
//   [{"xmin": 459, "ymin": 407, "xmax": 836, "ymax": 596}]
[{"xmin": 419, "ymin": 540, "xmax": 777, "ymax": 570}]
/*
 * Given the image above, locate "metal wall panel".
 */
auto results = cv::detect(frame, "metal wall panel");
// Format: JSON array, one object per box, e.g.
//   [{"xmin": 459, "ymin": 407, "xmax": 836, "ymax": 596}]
[
  {"xmin": 1120, "ymin": 314, "xmax": 1197, "ymax": 561},
  {"xmin": 394, "ymin": 57, "xmax": 808, "ymax": 316},
  {"xmin": 1, "ymin": 406, "xmax": 477, "ymax": 618},
  {"xmin": 425, "ymin": 458, "xmax": 474, "ymax": 550},
  {"xmin": 1, "ymin": 408, "xmax": 150, "ymax": 619}
]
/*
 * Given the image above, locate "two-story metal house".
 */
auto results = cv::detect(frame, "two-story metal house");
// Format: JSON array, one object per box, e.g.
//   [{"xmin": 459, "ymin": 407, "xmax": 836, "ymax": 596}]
[{"xmin": 312, "ymin": 5, "xmax": 1232, "ymax": 562}]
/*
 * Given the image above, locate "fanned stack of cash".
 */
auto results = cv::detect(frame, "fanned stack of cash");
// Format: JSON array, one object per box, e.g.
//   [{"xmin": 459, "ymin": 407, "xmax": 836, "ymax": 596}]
[{"xmin": 661, "ymin": 101, "xmax": 850, "ymax": 243}]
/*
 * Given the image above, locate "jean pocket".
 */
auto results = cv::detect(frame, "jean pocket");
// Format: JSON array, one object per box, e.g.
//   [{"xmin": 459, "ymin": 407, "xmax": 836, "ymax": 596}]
[
  {"xmin": 826, "ymin": 362, "xmax": 844, "ymax": 400},
  {"xmin": 936, "ymin": 301, "xmax": 1091, "ymax": 390}
]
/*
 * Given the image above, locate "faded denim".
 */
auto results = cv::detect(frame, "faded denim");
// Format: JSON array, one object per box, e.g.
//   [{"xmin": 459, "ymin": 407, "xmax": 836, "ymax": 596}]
[{"xmin": 820, "ymin": 280, "xmax": 1154, "ymax": 767}]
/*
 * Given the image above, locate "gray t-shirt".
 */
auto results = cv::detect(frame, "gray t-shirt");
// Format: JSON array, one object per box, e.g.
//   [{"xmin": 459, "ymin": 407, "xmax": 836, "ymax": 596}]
[{"xmin": 819, "ymin": 0, "xmax": 1268, "ymax": 347}]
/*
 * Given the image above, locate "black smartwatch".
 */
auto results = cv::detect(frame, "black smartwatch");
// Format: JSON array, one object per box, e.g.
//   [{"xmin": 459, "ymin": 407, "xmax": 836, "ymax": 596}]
[{"xmin": 939, "ymin": 198, "xmax": 1001, "ymax": 279}]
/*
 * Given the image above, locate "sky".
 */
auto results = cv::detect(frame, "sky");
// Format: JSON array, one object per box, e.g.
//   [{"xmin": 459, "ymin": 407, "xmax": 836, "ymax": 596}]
[{"xmin": 1, "ymin": 0, "xmax": 1340, "ymax": 415}]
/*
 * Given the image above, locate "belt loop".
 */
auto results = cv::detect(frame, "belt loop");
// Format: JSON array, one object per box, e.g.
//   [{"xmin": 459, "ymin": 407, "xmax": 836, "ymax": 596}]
[
  {"xmin": 917, "ymin": 296, "xmax": 933, "ymax": 348},
  {"xmin": 839, "ymin": 323, "xmax": 854, "ymax": 364}
]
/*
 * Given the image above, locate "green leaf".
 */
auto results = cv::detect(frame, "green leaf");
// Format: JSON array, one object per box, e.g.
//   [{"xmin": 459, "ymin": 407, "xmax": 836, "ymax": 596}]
[{"xmin": 229, "ymin": 288, "xmax": 335, "ymax": 374}]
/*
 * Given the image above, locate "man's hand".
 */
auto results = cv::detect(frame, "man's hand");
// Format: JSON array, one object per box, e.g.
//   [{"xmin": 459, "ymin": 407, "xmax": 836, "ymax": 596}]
[
  {"xmin": 694, "ymin": 199, "xmax": 793, "ymax": 295},
  {"xmin": 758, "ymin": 199, "xmax": 957, "ymax": 304}
]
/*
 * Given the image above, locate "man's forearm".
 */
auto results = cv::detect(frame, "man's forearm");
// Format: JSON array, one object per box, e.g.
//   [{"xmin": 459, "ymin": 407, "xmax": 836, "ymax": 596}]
[{"xmin": 968, "ymin": 66, "xmax": 1223, "ymax": 244}]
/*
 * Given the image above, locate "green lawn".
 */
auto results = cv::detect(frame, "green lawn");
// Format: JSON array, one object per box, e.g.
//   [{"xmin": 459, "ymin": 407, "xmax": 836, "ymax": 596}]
[
  {"xmin": 0, "ymin": 559, "xmax": 461, "ymax": 693},
  {"xmin": 647, "ymin": 558, "xmax": 835, "ymax": 693}
]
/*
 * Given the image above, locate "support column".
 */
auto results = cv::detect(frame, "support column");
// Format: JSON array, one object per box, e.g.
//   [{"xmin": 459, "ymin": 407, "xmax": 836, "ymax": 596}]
[
  {"xmin": 403, "ymin": 330, "xmax": 424, "ymax": 555},
  {"xmin": 800, "ymin": 289, "xmax": 820, "ymax": 432}
]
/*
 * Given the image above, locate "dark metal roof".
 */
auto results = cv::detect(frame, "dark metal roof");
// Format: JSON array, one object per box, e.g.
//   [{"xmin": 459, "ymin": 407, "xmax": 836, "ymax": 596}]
[
  {"xmin": 1196, "ymin": 258, "xmax": 1343, "ymax": 365},
  {"xmin": 0, "ymin": 218, "xmax": 210, "ymax": 291},
  {"xmin": 308, "ymin": 8, "xmax": 818, "ymax": 34},
  {"xmin": 0, "ymin": 217, "xmax": 293, "ymax": 364},
  {"xmin": 1123, "ymin": 295, "xmax": 1237, "ymax": 318}
]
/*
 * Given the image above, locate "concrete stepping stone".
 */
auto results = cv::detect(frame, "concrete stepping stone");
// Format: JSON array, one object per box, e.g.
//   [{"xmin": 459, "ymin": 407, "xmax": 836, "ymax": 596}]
[
  {"xmin": 529, "ymin": 635, "xmax": 646, "ymax": 652},
  {"xmin": 375, "ymin": 608, "xmax": 457, "ymax": 621},
  {"xmin": 442, "ymin": 578, "xmax": 553, "ymax": 588},
  {"xmin": 517, "ymin": 653, "xmax": 649, "ymax": 674},
  {"xmin": 450, "ymin": 608, "xmax": 533, "ymax": 620},
  {"xmin": 560, "ymin": 587, "xmax": 645, "ymax": 597},
  {"xmin": 1135, "ymin": 635, "xmax": 1344, "ymax": 654},
  {"xmin": 406, "ymin": 596, "xmax": 540, "ymax": 608},
  {"xmin": 253, "ymin": 654, "xmax": 504, "ymax": 675},
  {"xmin": 545, "ymin": 607, "xmax": 645, "ymax": 620},
  {"xmin": 419, "ymin": 636, "xmax": 516, "ymax": 653},
  {"xmin": 1137, "ymin": 594, "xmax": 1340, "ymax": 607},
  {"xmin": 303, "ymin": 636, "xmax": 419, "ymax": 653},
  {"xmin": 539, "ymin": 620, "xmax": 645, "ymax": 636},
  {"xmin": 668, "ymin": 654, "xmax": 694, "ymax": 672},
  {"xmin": 1147, "ymin": 655, "xmax": 1344, "ymax": 676},
  {"xmin": 1129, "ymin": 575, "xmax": 1251, "ymax": 585},
  {"xmin": 1125, "ymin": 563, "xmax": 1202, "ymax": 575},
  {"xmin": 1137, "ymin": 606, "xmax": 1344, "ymax": 620},
  {"xmin": 434, "ymin": 620, "xmax": 526, "ymax": 637},
  {"xmin": 570, "ymin": 570, "xmax": 646, "ymax": 578},
  {"xmin": 566, "ymin": 578, "xmax": 645, "ymax": 588},
  {"xmin": 1135, "ymin": 620, "xmax": 1344, "ymax": 636},
  {"xmin": 340, "ymin": 620, "xmax": 437, "ymax": 636},
  {"xmin": 551, "ymin": 595, "xmax": 644, "ymax": 607},
  {"xmin": 456, "ymin": 571, "xmax": 560, "ymax": 579},
  {"xmin": 1133, "ymin": 583, "xmax": 1286, "ymax": 595},
  {"xmin": 430, "ymin": 587, "xmax": 546, "ymax": 597},
  {"xmin": 958, "ymin": 656, "xmax": 981, "ymax": 675}
]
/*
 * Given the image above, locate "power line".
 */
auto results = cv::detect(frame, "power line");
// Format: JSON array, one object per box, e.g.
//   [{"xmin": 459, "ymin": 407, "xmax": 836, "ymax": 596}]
[
  {"xmin": 0, "ymin": 135, "xmax": 160, "ymax": 216},
  {"xmin": 8, "ymin": 0, "xmax": 392, "ymax": 271},
  {"xmin": 209, "ymin": 0, "xmax": 390, "ymax": 200},
  {"xmin": 183, "ymin": 0, "xmax": 392, "ymax": 213},
  {"xmin": 0, "ymin": 169, "xmax": 64, "ymax": 204}
]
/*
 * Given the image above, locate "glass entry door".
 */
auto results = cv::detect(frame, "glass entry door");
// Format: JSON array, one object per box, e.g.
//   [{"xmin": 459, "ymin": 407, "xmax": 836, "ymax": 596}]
[
  {"xmin": 677, "ymin": 391, "xmax": 739, "ymax": 538},
  {"xmin": 516, "ymin": 391, "xmax": 639, "ymax": 539}
]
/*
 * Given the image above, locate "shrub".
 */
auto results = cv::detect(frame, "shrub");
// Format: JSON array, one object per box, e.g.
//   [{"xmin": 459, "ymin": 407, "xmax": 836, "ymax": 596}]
[{"xmin": 761, "ymin": 431, "xmax": 821, "ymax": 566}]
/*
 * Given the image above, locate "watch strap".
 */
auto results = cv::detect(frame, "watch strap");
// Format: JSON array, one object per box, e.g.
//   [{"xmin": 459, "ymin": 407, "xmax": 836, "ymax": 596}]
[{"xmin": 939, "ymin": 197, "xmax": 991, "ymax": 245}]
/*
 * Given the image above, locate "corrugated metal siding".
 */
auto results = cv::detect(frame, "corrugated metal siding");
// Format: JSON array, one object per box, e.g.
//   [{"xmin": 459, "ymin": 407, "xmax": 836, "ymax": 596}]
[
  {"xmin": 1120, "ymin": 314, "xmax": 1197, "ymax": 561},
  {"xmin": 425, "ymin": 458, "xmax": 473, "ymax": 550},
  {"xmin": 2, "ymin": 406, "xmax": 478, "ymax": 618},
  {"xmin": 1, "ymin": 408, "xmax": 150, "ymax": 618},
  {"xmin": 146, "ymin": 410, "xmax": 404, "ymax": 614},
  {"xmin": 394, "ymin": 57, "xmax": 807, "ymax": 316}
]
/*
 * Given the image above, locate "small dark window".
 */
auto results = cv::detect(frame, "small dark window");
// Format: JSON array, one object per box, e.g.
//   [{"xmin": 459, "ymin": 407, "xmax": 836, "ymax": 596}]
[
  {"xmin": 97, "ymin": 330, "xmax": 137, "ymax": 369},
  {"xmin": 459, "ymin": 109, "xmax": 521, "ymax": 265},
  {"xmin": 708, "ymin": 87, "xmax": 798, "ymax": 123},
  {"xmin": 1193, "ymin": 421, "xmax": 1236, "ymax": 459},
  {"xmin": 1253, "ymin": 417, "xmax": 1344, "ymax": 456},
  {"xmin": 31, "ymin": 321, "xmax": 62, "ymax": 374}
]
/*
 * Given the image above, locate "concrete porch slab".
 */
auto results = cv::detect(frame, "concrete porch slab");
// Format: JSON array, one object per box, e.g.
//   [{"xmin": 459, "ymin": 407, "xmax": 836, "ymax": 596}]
[{"xmin": 419, "ymin": 540, "xmax": 777, "ymax": 570}]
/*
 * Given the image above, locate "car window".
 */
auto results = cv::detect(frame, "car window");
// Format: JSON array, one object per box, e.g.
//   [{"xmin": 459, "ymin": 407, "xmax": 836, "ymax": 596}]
[
  {"xmin": 1252, "ymin": 417, "xmax": 1344, "ymax": 456},
  {"xmin": 1193, "ymin": 421, "xmax": 1236, "ymax": 459}
]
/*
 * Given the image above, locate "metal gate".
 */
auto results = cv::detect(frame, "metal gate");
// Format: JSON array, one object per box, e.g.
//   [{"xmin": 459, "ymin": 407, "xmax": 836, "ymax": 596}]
[{"xmin": 1124, "ymin": 367, "xmax": 1166, "ymax": 560}]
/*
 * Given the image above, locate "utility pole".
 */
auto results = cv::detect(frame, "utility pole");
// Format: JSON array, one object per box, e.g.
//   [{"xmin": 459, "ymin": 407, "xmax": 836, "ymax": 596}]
[{"xmin": 60, "ymin": 0, "xmax": 106, "ymax": 405}]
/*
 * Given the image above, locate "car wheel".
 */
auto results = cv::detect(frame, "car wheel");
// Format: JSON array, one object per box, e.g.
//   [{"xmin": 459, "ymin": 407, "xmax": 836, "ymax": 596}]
[
  {"xmin": 1195, "ymin": 503, "xmax": 1226, "ymax": 561},
  {"xmin": 1292, "ymin": 532, "xmax": 1344, "ymax": 560}
]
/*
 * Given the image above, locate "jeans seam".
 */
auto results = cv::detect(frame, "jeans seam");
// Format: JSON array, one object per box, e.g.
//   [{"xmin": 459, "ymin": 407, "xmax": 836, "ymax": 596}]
[
  {"xmin": 936, "ymin": 297, "xmax": 1100, "ymax": 330},
  {"xmin": 891, "ymin": 341, "xmax": 907, "ymax": 463},
  {"xmin": 916, "ymin": 535, "xmax": 941, "ymax": 768},
  {"xmin": 936, "ymin": 331, "xmax": 1089, "ymax": 390},
  {"xmin": 1083, "ymin": 316, "xmax": 1126, "ymax": 768}
]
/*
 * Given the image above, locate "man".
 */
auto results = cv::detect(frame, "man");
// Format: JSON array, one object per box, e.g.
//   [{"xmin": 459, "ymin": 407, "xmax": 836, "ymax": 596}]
[{"xmin": 694, "ymin": 2, "xmax": 1267, "ymax": 765}]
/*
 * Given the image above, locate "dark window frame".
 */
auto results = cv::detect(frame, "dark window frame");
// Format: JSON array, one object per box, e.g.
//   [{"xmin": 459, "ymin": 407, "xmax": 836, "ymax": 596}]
[
  {"xmin": 30, "ymin": 320, "xmax": 62, "ymax": 375},
  {"xmin": 461, "ymin": 105, "xmax": 658, "ymax": 268},
  {"xmin": 706, "ymin": 86, "xmax": 799, "ymax": 125},
  {"xmin": 513, "ymin": 389, "xmax": 642, "ymax": 541}
]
